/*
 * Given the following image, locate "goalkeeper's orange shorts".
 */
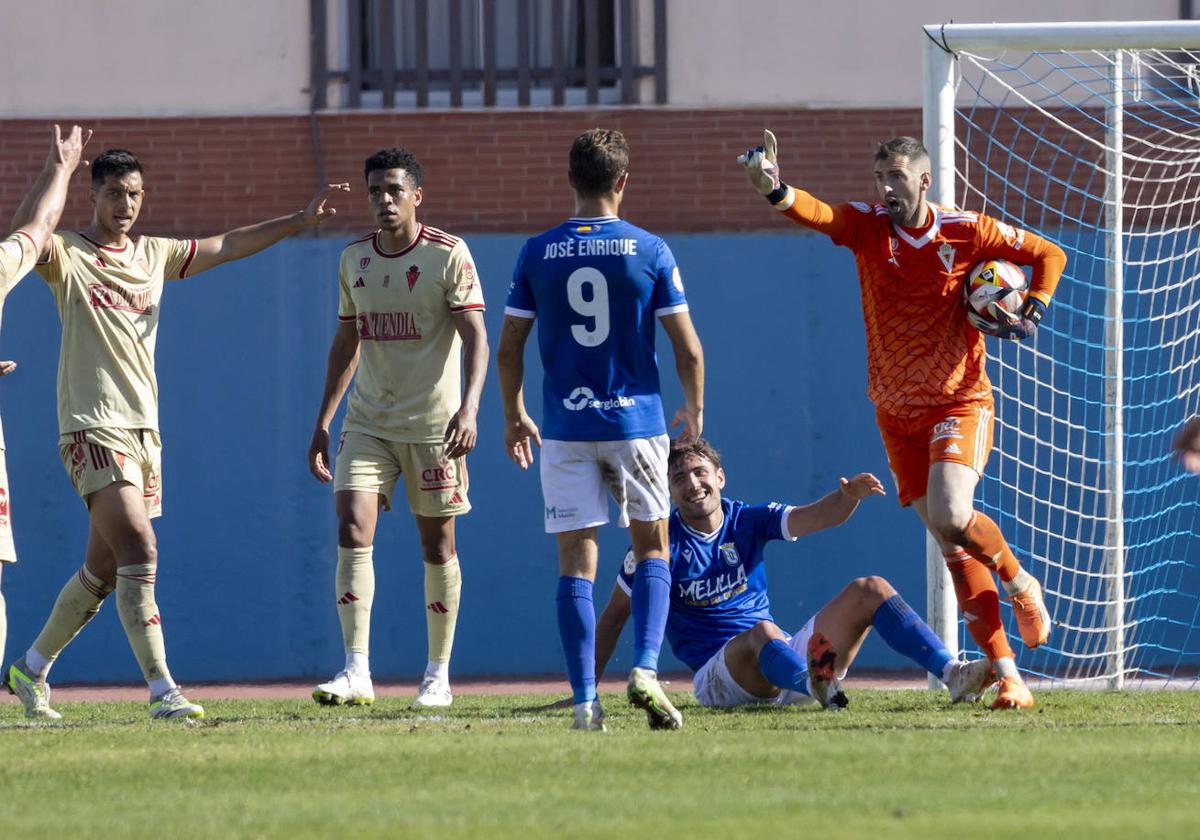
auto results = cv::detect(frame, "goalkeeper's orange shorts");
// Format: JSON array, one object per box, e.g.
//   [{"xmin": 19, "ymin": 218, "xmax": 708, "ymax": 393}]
[{"xmin": 875, "ymin": 399, "xmax": 994, "ymax": 507}]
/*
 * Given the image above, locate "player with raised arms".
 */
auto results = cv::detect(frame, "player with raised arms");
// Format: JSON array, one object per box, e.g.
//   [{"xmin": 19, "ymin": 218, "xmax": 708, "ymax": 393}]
[
  {"xmin": 497, "ymin": 128, "xmax": 705, "ymax": 730},
  {"xmin": 307, "ymin": 147, "xmax": 488, "ymax": 709},
  {"xmin": 4, "ymin": 147, "xmax": 348, "ymax": 720},
  {"xmin": 738, "ymin": 131, "xmax": 1066, "ymax": 708},
  {"xmin": 586, "ymin": 440, "xmax": 995, "ymax": 712},
  {"xmin": 1, "ymin": 125, "xmax": 90, "ymax": 685}
]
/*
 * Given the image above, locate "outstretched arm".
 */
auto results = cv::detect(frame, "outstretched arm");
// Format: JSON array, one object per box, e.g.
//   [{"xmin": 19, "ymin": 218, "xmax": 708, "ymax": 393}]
[
  {"xmin": 444, "ymin": 309, "xmax": 489, "ymax": 460},
  {"xmin": 737, "ymin": 128, "xmax": 848, "ymax": 240},
  {"xmin": 10, "ymin": 125, "xmax": 91, "ymax": 260},
  {"xmin": 659, "ymin": 310, "xmax": 704, "ymax": 446},
  {"xmin": 186, "ymin": 183, "xmax": 350, "ymax": 277},
  {"xmin": 308, "ymin": 319, "xmax": 361, "ymax": 482},
  {"xmin": 785, "ymin": 472, "xmax": 886, "ymax": 539},
  {"xmin": 496, "ymin": 314, "xmax": 541, "ymax": 469}
]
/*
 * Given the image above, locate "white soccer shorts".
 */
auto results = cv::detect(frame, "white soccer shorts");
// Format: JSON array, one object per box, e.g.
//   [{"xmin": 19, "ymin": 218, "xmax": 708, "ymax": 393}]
[
  {"xmin": 692, "ymin": 616, "xmax": 849, "ymax": 708},
  {"xmin": 539, "ymin": 435, "xmax": 670, "ymax": 534}
]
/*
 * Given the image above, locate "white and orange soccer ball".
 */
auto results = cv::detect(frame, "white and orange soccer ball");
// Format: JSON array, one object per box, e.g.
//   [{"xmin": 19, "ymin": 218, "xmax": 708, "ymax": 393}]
[{"xmin": 964, "ymin": 258, "xmax": 1029, "ymax": 335}]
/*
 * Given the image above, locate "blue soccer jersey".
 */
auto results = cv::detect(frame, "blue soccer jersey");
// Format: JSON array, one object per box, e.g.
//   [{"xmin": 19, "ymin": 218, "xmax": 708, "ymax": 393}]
[
  {"xmin": 617, "ymin": 498, "xmax": 797, "ymax": 671},
  {"xmin": 505, "ymin": 216, "xmax": 689, "ymax": 441}
]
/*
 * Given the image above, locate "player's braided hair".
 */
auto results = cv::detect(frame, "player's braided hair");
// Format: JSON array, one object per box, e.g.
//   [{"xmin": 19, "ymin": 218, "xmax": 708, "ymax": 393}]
[
  {"xmin": 874, "ymin": 136, "xmax": 929, "ymax": 164},
  {"xmin": 568, "ymin": 128, "xmax": 629, "ymax": 198},
  {"xmin": 668, "ymin": 438, "xmax": 723, "ymax": 473},
  {"xmin": 90, "ymin": 149, "xmax": 143, "ymax": 188},
  {"xmin": 364, "ymin": 147, "xmax": 423, "ymax": 187}
]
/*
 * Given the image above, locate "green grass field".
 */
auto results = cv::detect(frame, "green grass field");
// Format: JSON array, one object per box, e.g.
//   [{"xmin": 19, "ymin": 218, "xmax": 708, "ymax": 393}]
[{"xmin": 2, "ymin": 689, "xmax": 1198, "ymax": 839}]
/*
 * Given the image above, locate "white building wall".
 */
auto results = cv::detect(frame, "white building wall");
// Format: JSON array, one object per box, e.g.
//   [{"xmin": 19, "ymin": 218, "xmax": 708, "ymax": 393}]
[
  {"xmin": 0, "ymin": 0, "xmax": 1185, "ymax": 116},
  {"xmin": 668, "ymin": 0, "xmax": 1182, "ymax": 107},
  {"xmin": 0, "ymin": 0, "xmax": 311, "ymax": 116}
]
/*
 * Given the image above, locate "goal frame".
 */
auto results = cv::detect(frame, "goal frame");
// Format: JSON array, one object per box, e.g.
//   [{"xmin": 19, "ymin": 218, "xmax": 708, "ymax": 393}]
[{"xmin": 920, "ymin": 20, "xmax": 1200, "ymax": 689}]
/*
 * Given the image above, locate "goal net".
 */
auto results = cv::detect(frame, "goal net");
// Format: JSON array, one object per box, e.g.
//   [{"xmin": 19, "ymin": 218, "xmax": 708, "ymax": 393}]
[{"xmin": 923, "ymin": 22, "xmax": 1200, "ymax": 688}]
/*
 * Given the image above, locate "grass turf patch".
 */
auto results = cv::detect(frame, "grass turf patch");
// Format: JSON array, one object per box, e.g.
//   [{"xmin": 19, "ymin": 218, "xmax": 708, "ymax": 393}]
[{"xmin": 1, "ymin": 689, "xmax": 1198, "ymax": 838}]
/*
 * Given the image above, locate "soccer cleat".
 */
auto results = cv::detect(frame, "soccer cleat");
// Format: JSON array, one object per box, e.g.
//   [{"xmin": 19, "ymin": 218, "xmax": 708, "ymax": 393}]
[
  {"xmin": 150, "ymin": 687, "xmax": 205, "ymax": 720},
  {"xmin": 945, "ymin": 658, "xmax": 996, "ymax": 703},
  {"xmin": 627, "ymin": 666, "xmax": 683, "ymax": 730},
  {"xmin": 5, "ymin": 658, "xmax": 62, "ymax": 720},
  {"xmin": 312, "ymin": 670, "xmax": 375, "ymax": 706},
  {"xmin": 571, "ymin": 699, "xmax": 607, "ymax": 732},
  {"xmin": 806, "ymin": 633, "xmax": 849, "ymax": 710},
  {"xmin": 990, "ymin": 675, "xmax": 1035, "ymax": 710},
  {"xmin": 412, "ymin": 676, "xmax": 453, "ymax": 708},
  {"xmin": 1011, "ymin": 577, "xmax": 1051, "ymax": 649}
]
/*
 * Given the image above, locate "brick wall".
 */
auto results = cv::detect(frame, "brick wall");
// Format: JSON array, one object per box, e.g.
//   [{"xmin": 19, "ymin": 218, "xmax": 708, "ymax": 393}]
[{"xmin": 0, "ymin": 108, "xmax": 921, "ymax": 236}]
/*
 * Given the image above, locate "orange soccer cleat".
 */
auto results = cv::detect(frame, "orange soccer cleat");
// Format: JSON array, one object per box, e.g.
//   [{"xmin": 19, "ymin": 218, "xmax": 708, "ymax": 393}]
[
  {"xmin": 1010, "ymin": 578, "xmax": 1051, "ymax": 649},
  {"xmin": 990, "ymin": 676, "xmax": 1035, "ymax": 710}
]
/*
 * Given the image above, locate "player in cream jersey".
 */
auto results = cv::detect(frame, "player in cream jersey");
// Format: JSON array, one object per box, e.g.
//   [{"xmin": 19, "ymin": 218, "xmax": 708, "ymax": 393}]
[
  {"xmin": 308, "ymin": 147, "xmax": 488, "ymax": 709},
  {"xmin": 5, "ymin": 147, "xmax": 348, "ymax": 721},
  {"xmin": 337, "ymin": 224, "xmax": 484, "ymax": 443},
  {"xmin": 0, "ymin": 126, "xmax": 89, "ymax": 719}
]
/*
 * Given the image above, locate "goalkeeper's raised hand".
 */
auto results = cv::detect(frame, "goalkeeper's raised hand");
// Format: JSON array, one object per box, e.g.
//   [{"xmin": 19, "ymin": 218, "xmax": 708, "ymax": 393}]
[
  {"xmin": 737, "ymin": 129, "xmax": 781, "ymax": 196},
  {"xmin": 991, "ymin": 297, "xmax": 1047, "ymax": 341}
]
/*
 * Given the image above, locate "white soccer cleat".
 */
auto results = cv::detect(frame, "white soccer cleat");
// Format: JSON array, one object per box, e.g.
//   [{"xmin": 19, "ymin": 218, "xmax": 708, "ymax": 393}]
[
  {"xmin": 945, "ymin": 658, "xmax": 997, "ymax": 704},
  {"xmin": 571, "ymin": 698, "xmax": 607, "ymax": 732},
  {"xmin": 5, "ymin": 658, "xmax": 62, "ymax": 720},
  {"xmin": 150, "ymin": 687, "xmax": 205, "ymax": 720},
  {"xmin": 312, "ymin": 670, "xmax": 375, "ymax": 706},
  {"xmin": 412, "ymin": 676, "xmax": 453, "ymax": 708},
  {"xmin": 627, "ymin": 666, "xmax": 683, "ymax": 730}
]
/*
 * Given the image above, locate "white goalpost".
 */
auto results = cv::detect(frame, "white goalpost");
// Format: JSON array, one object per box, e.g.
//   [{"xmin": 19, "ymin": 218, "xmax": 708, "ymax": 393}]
[{"xmin": 921, "ymin": 20, "xmax": 1200, "ymax": 689}]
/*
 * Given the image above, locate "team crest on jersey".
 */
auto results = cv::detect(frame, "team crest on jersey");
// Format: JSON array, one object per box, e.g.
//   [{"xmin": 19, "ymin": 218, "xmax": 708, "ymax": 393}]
[
  {"xmin": 887, "ymin": 238, "xmax": 900, "ymax": 268},
  {"xmin": 937, "ymin": 242, "xmax": 956, "ymax": 271},
  {"xmin": 360, "ymin": 257, "xmax": 371, "ymax": 270},
  {"xmin": 407, "ymin": 264, "xmax": 421, "ymax": 291},
  {"xmin": 719, "ymin": 542, "xmax": 741, "ymax": 567}
]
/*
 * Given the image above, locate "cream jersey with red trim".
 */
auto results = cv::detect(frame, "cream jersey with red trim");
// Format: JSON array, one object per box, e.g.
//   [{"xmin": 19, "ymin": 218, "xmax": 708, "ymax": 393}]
[
  {"xmin": 0, "ymin": 230, "xmax": 39, "ymax": 448},
  {"xmin": 36, "ymin": 231, "xmax": 197, "ymax": 434},
  {"xmin": 337, "ymin": 225, "xmax": 485, "ymax": 443}
]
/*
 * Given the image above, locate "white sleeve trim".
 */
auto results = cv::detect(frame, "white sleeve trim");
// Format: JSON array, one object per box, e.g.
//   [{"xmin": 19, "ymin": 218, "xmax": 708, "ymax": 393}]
[
  {"xmin": 773, "ymin": 186, "xmax": 796, "ymax": 212},
  {"xmin": 655, "ymin": 303, "xmax": 689, "ymax": 318},
  {"xmin": 504, "ymin": 305, "xmax": 536, "ymax": 319},
  {"xmin": 779, "ymin": 505, "xmax": 799, "ymax": 542}
]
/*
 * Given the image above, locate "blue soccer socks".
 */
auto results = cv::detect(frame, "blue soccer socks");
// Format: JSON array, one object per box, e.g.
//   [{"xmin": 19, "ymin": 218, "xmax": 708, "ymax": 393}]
[
  {"xmin": 630, "ymin": 557, "xmax": 671, "ymax": 672},
  {"xmin": 757, "ymin": 638, "xmax": 810, "ymax": 695},
  {"xmin": 556, "ymin": 576, "xmax": 597, "ymax": 704},
  {"xmin": 872, "ymin": 594, "xmax": 955, "ymax": 678}
]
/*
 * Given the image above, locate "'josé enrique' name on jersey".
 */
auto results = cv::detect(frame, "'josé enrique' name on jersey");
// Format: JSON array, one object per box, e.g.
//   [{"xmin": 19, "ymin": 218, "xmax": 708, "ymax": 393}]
[{"xmin": 543, "ymin": 238, "xmax": 639, "ymax": 259}]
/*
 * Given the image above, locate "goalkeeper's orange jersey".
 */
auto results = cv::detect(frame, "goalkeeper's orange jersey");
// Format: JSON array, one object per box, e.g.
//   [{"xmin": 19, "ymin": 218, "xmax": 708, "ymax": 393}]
[{"xmin": 775, "ymin": 188, "xmax": 1065, "ymax": 418}]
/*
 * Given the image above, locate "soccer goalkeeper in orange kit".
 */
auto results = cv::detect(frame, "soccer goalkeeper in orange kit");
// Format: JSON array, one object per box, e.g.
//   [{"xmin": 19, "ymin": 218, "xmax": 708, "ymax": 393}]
[{"xmin": 739, "ymin": 130, "xmax": 1066, "ymax": 708}]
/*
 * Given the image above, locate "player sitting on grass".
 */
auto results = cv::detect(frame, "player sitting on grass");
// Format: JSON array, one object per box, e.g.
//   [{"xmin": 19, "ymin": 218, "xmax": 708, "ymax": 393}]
[{"xmin": 583, "ymin": 439, "xmax": 993, "ymax": 716}]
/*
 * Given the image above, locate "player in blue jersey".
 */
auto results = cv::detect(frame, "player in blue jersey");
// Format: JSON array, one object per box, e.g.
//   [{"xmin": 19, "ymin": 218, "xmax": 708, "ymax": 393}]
[
  {"xmin": 588, "ymin": 439, "xmax": 995, "ymax": 711},
  {"xmin": 497, "ymin": 128, "xmax": 705, "ymax": 731}
]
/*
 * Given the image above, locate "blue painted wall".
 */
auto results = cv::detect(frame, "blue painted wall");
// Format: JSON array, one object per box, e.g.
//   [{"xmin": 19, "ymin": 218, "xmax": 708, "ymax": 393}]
[{"xmin": 0, "ymin": 232, "xmax": 938, "ymax": 682}]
